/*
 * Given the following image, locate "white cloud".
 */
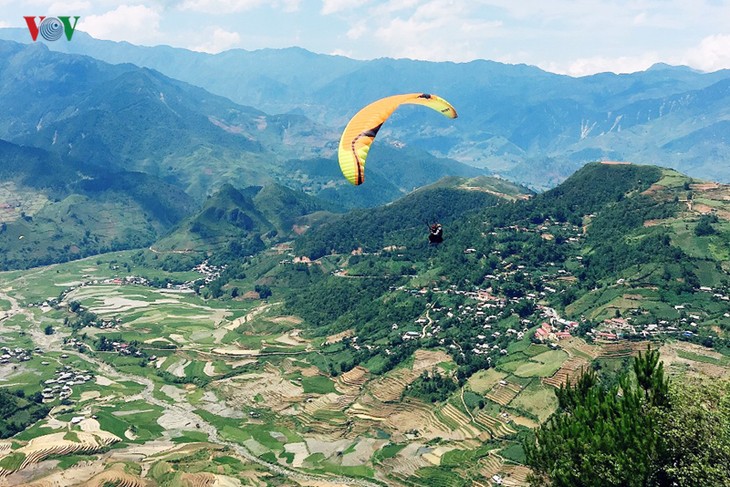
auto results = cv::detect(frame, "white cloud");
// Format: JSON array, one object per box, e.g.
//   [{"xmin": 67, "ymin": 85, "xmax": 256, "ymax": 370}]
[
  {"xmin": 372, "ymin": 0, "xmax": 503, "ymax": 61},
  {"xmin": 179, "ymin": 0, "xmax": 301, "ymax": 14},
  {"xmin": 321, "ymin": 0, "xmax": 370, "ymax": 15},
  {"xmin": 542, "ymin": 53, "xmax": 662, "ymax": 77},
  {"xmin": 681, "ymin": 34, "xmax": 730, "ymax": 72},
  {"xmin": 77, "ymin": 5, "xmax": 162, "ymax": 44},
  {"xmin": 632, "ymin": 11, "xmax": 647, "ymax": 25},
  {"xmin": 0, "ymin": 20, "xmax": 8, "ymax": 28},
  {"xmin": 48, "ymin": 0, "xmax": 92, "ymax": 13},
  {"xmin": 346, "ymin": 23, "xmax": 366, "ymax": 40},
  {"xmin": 191, "ymin": 27, "xmax": 241, "ymax": 53},
  {"xmin": 179, "ymin": 0, "xmax": 265, "ymax": 13},
  {"xmin": 280, "ymin": 0, "xmax": 301, "ymax": 12}
]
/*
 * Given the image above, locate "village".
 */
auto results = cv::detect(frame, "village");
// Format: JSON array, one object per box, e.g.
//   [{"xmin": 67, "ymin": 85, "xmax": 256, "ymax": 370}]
[
  {"xmin": 323, "ymin": 210, "xmax": 730, "ymax": 367},
  {"xmin": 40, "ymin": 365, "xmax": 94, "ymax": 403},
  {"xmin": 0, "ymin": 346, "xmax": 37, "ymax": 365}
]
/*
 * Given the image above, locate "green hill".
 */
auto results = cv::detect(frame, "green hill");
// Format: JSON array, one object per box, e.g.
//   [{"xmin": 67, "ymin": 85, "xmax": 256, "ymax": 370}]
[
  {"xmin": 261, "ymin": 162, "xmax": 730, "ymax": 374},
  {"xmin": 154, "ymin": 183, "xmax": 338, "ymax": 255},
  {"xmin": 0, "ymin": 140, "xmax": 196, "ymax": 270}
]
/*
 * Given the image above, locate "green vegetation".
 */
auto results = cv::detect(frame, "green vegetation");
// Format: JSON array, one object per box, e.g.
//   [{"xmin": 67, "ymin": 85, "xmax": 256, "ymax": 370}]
[
  {"xmin": 300, "ymin": 375, "xmax": 337, "ymax": 394},
  {"xmin": 0, "ymin": 451, "xmax": 25, "ymax": 470},
  {"xmin": 373, "ymin": 443, "xmax": 406, "ymax": 462},
  {"xmin": 525, "ymin": 349, "xmax": 730, "ymax": 486},
  {"xmin": 404, "ymin": 370, "xmax": 459, "ymax": 403},
  {"xmin": 0, "ymin": 389, "xmax": 50, "ymax": 439}
]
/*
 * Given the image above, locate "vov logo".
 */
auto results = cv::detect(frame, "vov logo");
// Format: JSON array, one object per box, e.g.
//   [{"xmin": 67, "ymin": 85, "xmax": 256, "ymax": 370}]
[{"xmin": 23, "ymin": 16, "xmax": 80, "ymax": 41}]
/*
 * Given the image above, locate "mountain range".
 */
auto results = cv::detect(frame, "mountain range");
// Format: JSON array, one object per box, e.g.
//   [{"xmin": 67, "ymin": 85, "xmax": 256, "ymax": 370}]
[
  {"xmin": 1, "ymin": 29, "xmax": 729, "ymax": 188},
  {"xmin": 0, "ymin": 32, "xmax": 729, "ymax": 271},
  {"xmin": 0, "ymin": 38, "xmax": 482, "ymax": 206}
]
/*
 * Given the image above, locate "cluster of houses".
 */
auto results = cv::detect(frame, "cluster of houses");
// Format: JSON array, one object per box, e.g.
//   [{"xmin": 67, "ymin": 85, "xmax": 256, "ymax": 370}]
[
  {"xmin": 41, "ymin": 366, "xmax": 94, "ymax": 402},
  {"xmin": 101, "ymin": 276, "xmax": 150, "ymax": 286},
  {"xmin": 0, "ymin": 346, "xmax": 38, "ymax": 365}
]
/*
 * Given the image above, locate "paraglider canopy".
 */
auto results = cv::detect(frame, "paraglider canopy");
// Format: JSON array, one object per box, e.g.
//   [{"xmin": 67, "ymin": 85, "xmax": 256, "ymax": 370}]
[{"xmin": 338, "ymin": 93, "xmax": 458, "ymax": 186}]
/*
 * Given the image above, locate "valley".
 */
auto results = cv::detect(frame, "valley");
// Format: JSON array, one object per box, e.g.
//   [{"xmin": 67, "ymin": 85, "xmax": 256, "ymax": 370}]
[
  {"xmin": 0, "ymin": 163, "xmax": 728, "ymax": 486},
  {"xmin": 0, "ymin": 29, "xmax": 728, "ymax": 487}
]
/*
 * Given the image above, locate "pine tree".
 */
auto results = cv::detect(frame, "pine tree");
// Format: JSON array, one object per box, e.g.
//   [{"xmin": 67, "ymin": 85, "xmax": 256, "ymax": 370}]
[{"xmin": 525, "ymin": 347, "xmax": 669, "ymax": 486}]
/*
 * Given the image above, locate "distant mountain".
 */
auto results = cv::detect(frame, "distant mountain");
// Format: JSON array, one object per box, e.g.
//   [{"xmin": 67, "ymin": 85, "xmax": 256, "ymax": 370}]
[
  {"xmin": 3, "ymin": 29, "xmax": 729, "ymax": 188},
  {"xmin": 0, "ymin": 140, "xmax": 196, "ymax": 270},
  {"xmin": 0, "ymin": 39, "xmax": 485, "ymax": 207}
]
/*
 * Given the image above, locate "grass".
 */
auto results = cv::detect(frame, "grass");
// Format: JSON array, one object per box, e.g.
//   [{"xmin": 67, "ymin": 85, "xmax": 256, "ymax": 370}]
[
  {"xmin": 171, "ymin": 430, "xmax": 210, "ymax": 443},
  {"xmin": 500, "ymin": 442, "xmax": 527, "ymax": 464},
  {"xmin": 64, "ymin": 431, "xmax": 80, "ymax": 442},
  {"xmin": 94, "ymin": 402, "xmax": 165, "ymax": 443},
  {"xmin": 373, "ymin": 443, "xmax": 406, "ymax": 462},
  {"xmin": 510, "ymin": 382, "xmax": 558, "ymax": 423},
  {"xmin": 301, "ymin": 375, "xmax": 337, "ymax": 394},
  {"xmin": 467, "ymin": 369, "xmax": 507, "ymax": 394},
  {"xmin": 413, "ymin": 466, "xmax": 472, "ymax": 487},
  {"xmin": 440, "ymin": 444, "xmax": 491, "ymax": 467},
  {"xmin": 676, "ymin": 349, "xmax": 730, "ymax": 366},
  {"xmin": 511, "ymin": 350, "xmax": 568, "ymax": 378},
  {"xmin": 0, "ymin": 452, "xmax": 25, "ymax": 470}
]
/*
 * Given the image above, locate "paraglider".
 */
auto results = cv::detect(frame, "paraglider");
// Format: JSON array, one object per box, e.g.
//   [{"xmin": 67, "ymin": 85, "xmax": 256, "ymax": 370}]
[{"xmin": 338, "ymin": 93, "xmax": 458, "ymax": 186}]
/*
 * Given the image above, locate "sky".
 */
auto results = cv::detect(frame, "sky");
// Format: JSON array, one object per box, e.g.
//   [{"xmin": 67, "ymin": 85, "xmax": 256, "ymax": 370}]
[{"xmin": 1, "ymin": 0, "xmax": 729, "ymax": 76}]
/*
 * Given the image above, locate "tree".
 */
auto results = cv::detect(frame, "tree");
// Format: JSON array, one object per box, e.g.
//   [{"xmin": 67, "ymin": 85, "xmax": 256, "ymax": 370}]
[
  {"xmin": 44, "ymin": 325, "xmax": 54, "ymax": 335},
  {"xmin": 526, "ymin": 348, "xmax": 730, "ymax": 486},
  {"xmin": 655, "ymin": 378, "xmax": 730, "ymax": 486},
  {"xmin": 525, "ymin": 347, "xmax": 669, "ymax": 486},
  {"xmin": 695, "ymin": 214, "xmax": 718, "ymax": 236},
  {"xmin": 255, "ymin": 284, "xmax": 272, "ymax": 299}
]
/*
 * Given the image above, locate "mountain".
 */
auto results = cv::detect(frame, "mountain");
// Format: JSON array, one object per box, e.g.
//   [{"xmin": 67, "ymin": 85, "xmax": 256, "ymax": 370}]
[
  {"xmin": 0, "ymin": 39, "xmax": 485, "ymax": 206},
  {"xmin": 278, "ymin": 161, "xmax": 730, "ymax": 352},
  {"xmin": 0, "ymin": 140, "xmax": 196, "ymax": 270},
  {"xmin": 3, "ymin": 30, "xmax": 729, "ymax": 188},
  {"xmin": 153, "ymin": 183, "xmax": 337, "ymax": 255},
  {"xmin": 294, "ymin": 175, "xmax": 532, "ymax": 259}
]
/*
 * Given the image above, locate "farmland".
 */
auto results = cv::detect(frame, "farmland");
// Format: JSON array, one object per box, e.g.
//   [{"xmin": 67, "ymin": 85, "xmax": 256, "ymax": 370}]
[{"xmin": 0, "ymin": 246, "xmax": 729, "ymax": 487}]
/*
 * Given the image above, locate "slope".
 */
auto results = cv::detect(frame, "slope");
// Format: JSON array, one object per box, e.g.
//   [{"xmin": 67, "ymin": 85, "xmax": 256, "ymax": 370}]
[{"xmin": 0, "ymin": 140, "xmax": 196, "ymax": 270}]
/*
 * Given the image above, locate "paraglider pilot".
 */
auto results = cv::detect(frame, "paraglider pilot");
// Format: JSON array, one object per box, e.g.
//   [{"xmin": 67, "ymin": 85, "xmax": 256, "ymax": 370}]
[{"xmin": 428, "ymin": 223, "xmax": 443, "ymax": 244}]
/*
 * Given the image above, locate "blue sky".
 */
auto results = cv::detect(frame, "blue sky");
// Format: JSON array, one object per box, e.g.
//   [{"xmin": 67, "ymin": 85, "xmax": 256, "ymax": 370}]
[{"xmin": 2, "ymin": 0, "xmax": 729, "ymax": 76}]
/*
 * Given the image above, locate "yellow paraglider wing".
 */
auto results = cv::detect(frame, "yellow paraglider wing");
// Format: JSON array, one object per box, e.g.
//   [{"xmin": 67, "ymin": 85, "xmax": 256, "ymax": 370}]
[{"xmin": 337, "ymin": 93, "xmax": 458, "ymax": 185}]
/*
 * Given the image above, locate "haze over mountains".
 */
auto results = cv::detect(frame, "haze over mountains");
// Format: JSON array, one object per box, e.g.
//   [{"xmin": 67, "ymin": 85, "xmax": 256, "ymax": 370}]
[{"xmin": 1, "ymin": 28, "xmax": 729, "ymax": 189}]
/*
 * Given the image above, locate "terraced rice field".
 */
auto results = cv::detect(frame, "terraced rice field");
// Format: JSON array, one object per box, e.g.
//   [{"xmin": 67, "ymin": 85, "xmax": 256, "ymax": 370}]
[
  {"xmin": 542, "ymin": 356, "xmax": 590, "ymax": 388},
  {"xmin": 485, "ymin": 380, "xmax": 522, "ymax": 406},
  {"xmin": 436, "ymin": 403, "xmax": 483, "ymax": 440},
  {"xmin": 501, "ymin": 465, "xmax": 531, "ymax": 486},
  {"xmin": 597, "ymin": 340, "xmax": 651, "ymax": 358},
  {"xmin": 474, "ymin": 411, "xmax": 516, "ymax": 438},
  {"xmin": 83, "ymin": 465, "xmax": 148, "ymax": 487},
  {"xmin": 478, "ymin": 453, "xmax": 504, "ymax": 479},
  {"xmin": 0, "ymin": 431, "xmax": 121, "ymax": 477}
]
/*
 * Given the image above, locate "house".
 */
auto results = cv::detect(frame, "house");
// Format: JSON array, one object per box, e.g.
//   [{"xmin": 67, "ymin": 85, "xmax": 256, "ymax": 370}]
[
  {"xmin": 556, "ymin": 331, "xmax": 572, "ymax": 340},
  {"xmin": 402, "ymin": 331, "xmax": 420, "ymax": 341}
]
